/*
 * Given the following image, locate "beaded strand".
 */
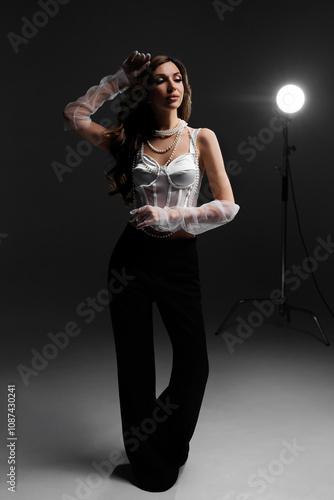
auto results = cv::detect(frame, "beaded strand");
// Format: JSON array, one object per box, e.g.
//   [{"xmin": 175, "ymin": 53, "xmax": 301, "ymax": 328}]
[
  {"xmin": 152, "ymin": 118, "xmax": 185, "ymax": 137},
  {"xmin": 142, "ymin": 124, "xmax": 185, "ymax": 169},
  {"xmin": 147, "ymin": 119, "xmax": 186, "ymax": 154}
]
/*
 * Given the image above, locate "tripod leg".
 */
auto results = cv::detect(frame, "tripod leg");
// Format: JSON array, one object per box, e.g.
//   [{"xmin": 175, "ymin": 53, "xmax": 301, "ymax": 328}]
[
  {"xmin": 214, "ymin": 299, "xmax": 245, "ymax": 335},
  {"xmin": 287, "ymin": 304, "xmax": 330, "ymax": 346},
  {"xmin": 214, "ymin": 298, "xmax": 271, "ymax": 335}
]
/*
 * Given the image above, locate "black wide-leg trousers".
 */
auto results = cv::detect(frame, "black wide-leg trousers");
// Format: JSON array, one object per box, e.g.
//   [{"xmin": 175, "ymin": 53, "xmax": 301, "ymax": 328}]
[{"xmin": 107, "ymin": 223, "xmax": 209, "ymax": 492}]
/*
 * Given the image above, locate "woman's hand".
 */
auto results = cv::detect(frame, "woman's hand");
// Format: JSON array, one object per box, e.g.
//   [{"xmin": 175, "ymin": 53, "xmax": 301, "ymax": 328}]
[
  {"xmin": 129, "ymin": 205, "xmax": 161, "ymax": 230},
  {"xmin": 122, "ymin": 51, "xmax": 151, "ymax": 84},
  {"xmin": 129, "ymin": 205, "xmax": 181, "ymax": 231}
]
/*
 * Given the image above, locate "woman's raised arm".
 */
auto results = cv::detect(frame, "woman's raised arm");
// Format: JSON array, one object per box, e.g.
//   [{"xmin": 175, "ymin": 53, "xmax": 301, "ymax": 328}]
[{"xmin": 62, "ymin": 51, "xmax": 151, "ymax": 152}]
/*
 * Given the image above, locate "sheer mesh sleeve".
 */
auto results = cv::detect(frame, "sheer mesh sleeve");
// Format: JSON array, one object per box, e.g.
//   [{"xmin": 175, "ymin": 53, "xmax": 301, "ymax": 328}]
[
  {"xmin": 63, "ymin": 68, "xmax": 130, "ymax": 132},
  {"xmin": 130, "ymin": 200, "xmax": 240, "ymax": 235}
]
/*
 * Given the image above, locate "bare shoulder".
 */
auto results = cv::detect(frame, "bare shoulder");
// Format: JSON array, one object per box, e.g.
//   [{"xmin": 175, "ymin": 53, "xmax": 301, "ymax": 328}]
[
  {"xmin": 196, "ymin": 128, "xmax": 220, "ymax": 161},
  {"xmin": 197, "ymin": 128, "xmax": 217, "ymax": 146},
  {"xmin": 187, "ymin": 127, "xmax": 216, "ymax": 143},
  {"xmin": 187, "ymin": 127, "xmax": 216, "ymax": 172}
]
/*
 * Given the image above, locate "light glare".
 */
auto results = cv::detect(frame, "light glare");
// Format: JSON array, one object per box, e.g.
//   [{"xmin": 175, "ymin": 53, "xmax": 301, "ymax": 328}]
[{"xmin": 276, "ymin": 85, "xmax": 305, "ymax": 113}]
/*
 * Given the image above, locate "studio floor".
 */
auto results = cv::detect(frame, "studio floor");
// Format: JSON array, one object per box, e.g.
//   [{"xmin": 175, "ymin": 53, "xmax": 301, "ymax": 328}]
[{"xmin": 2, "ymin": 306, "xmax": 334, "ymax": 500}]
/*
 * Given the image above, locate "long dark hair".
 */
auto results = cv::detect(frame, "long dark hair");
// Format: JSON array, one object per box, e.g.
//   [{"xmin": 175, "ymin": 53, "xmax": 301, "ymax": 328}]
[{"xmin": 103, "ymin": 55, "xmax": 192, "ymax": 206}]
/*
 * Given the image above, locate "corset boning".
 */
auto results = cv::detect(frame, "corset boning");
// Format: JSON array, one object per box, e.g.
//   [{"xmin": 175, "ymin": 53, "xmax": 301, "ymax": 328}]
[{"xmin": 133, "ymin": 151, "xmax": 202, "ymax": 208}]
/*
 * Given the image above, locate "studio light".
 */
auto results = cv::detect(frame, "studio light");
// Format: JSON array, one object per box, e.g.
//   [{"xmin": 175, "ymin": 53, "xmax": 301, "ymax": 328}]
[
  {"xmin": 276, "ymin": 84, "xmax": 305, "ymax": 114},
  {"xmin": 215, "ymin": 81, "xmax": 330, "ymax": 346}
]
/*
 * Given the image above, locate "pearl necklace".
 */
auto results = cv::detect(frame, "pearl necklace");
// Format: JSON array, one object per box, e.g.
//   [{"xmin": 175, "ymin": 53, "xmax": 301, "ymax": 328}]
[
  {"xmin": 147, "ymin": 120, "xmax": 187, "ymax": 156},
  {"xmin": 152, "ymin": 119, "xmax": 186, "ymax": 137},
  {"xmin": 131, "ymin": 126, "xmax": 200, "ymax": 239},
  {"xmin": 141, "ymin": 124, "xmax": 184, "ymax": 169},
  {"xmin": 147, "ymin": 135, "xmax": 178, "ymax": 154}
]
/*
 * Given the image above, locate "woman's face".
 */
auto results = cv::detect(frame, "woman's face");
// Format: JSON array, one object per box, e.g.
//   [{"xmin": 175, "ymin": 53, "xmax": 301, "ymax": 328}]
[{"xmin": 147, "ymin": 61, "xmax": 184, "ymax": 114}]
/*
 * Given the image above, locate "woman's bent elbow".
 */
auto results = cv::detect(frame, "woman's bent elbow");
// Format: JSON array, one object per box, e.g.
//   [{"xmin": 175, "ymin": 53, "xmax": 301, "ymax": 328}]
[{"xmin": 63, "ymin": 110, "xmax": 73, "ymax": 125}]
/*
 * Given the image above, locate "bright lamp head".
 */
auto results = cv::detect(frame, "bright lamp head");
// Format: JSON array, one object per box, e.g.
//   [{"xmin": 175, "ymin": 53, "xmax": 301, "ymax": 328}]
[{"xmin": 276, "ymin": 85, "xmax": 305, "ymax": 114}]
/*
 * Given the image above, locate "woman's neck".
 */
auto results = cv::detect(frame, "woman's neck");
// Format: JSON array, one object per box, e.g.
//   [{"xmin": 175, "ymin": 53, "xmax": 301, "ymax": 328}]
[{"xmin": 154, "ymin": 111, "xmax": 180, "ymax": 131}]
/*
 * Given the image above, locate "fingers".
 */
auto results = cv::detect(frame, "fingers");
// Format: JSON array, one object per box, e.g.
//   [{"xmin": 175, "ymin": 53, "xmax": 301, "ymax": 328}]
[
  {"xmin": 135, "ymin": 51, "xmax": 150, "ymax": 63},
  {"xmin": 129, "ymin": 50, "xmax": 138, "ymax": 60},
  {"xmin": 129, "ymin": 209, "xmax": 139, "ymax": 223},
  {"xmin": 143, "ymin": 53, "xmax": 151, "ymax": 68},
  {"xmin": 136, "ymin": 221, "xmax": 152, "ymax": 229},
  {"xmin": 136, "ymin": 212, "xmax": 155, "ymax": 229},
  {"xmin": 129, "ymin": 205, "xmax": 155, "ymax": 226},
  {"xmin": 129, "ymin": 205, "xmax": 146, "ymax": 222},
  {"xmin": 125, "ymin": 50, "xmax": 151, "ymax": 67}
]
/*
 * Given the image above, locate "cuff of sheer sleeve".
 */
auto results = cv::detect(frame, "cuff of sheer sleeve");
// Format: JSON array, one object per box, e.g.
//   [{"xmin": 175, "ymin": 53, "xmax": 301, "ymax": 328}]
[
  {"xmin": 113, "ymin": 68, "xmax": 131, "ymax": 93},
  {"xmin": 184, "ymin": 200, "xmax": 240, "ymax": 234},
  {"xmin": 155, "ymin": 200, "xmax": 240, "ymax": 235}
]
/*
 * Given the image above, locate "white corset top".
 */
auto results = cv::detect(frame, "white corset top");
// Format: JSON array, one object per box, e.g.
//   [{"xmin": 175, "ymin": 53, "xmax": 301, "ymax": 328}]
[{"xmin": 132, "ymin": 128, "xmax": 203, "ymax": 209}]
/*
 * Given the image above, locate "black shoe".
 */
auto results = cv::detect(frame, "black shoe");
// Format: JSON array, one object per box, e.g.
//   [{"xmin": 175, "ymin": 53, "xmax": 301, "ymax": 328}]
[
  {"xmin": 131, "ymin": 464, "xmax": 179, "ymax": 492},
  {"xmin": 178, "ymin": 443, "xmax": 189, "ymax": 467}
]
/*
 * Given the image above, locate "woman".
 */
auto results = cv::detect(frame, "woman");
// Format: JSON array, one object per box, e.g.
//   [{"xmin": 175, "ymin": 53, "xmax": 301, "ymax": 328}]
[{"xmin": 63, "ymin": 50, "xmax": 240, "ymax": 492}]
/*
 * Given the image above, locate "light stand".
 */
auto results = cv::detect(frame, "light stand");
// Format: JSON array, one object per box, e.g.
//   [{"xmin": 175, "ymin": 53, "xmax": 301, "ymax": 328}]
[{"xmin": 214, "ymin": 86, "xmax": 330, "ymax": 346}]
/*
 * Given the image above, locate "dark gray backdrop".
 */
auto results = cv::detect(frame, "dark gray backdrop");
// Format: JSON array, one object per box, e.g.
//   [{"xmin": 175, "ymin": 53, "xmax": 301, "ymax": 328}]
[{"xmin": 2, "ymin": 0, "xmax": 334, "ymax": 376}]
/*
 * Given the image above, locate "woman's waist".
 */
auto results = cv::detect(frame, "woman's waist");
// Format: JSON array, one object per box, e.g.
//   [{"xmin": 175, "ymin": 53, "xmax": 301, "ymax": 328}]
[{"xmin": 127, "ymin": 220, "xmax": 195, "ymax": 240}]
